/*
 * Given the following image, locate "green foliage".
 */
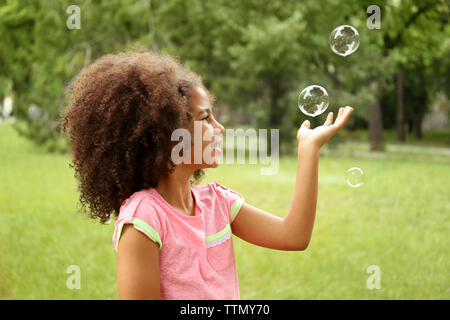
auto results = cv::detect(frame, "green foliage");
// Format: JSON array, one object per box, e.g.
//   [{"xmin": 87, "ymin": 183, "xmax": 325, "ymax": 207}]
[
  {"xmin": 0, "ymin": 0, "xmax": 152, "ymax": 152},
  {"xmin": 380, "ymin": 0, "xmax": 450, "ymax": 131},
  {"xmin": 0, "ymin": 0, "xmax": 448, "ymax": 151}
]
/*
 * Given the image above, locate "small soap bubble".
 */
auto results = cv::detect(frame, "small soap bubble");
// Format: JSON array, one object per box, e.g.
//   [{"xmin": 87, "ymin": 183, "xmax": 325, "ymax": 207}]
[
  {"xmin": 330, "ymin": 25, "xmax": 360, "ymax": 57},
  {"xmin": 298, "ymin": 85, "xmax": 329, "ymax": 117},
  {"xmin": 346, "ymin": 167, "xmax": 365, "ymax": 187},
  {"xmin": 27, "ymin": 104, "xmax": 42, "ymax": 120}
]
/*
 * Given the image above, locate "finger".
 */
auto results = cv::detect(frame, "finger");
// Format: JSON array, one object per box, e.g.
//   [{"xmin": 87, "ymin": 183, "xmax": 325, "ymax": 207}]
[
  {"xmin": 301, "ymin": 120, "xmax": 310, "ymax": 129},
  {"xmin": 335, "ymin": 107, "xmax": 344, "ymax": 123},
  {"xmin": 334, "ymin": 106, "xmax": 353, "ymax": 130},
  {"xmin": 324, "ymin": 112, "xmax": 333, "ymax": 126}
]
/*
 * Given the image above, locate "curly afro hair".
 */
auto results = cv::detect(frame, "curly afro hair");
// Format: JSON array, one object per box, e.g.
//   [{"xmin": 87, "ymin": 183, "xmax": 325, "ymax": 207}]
[{"xmin": 59, "ymin": 51, "xmax": 209, "ymax": 224}]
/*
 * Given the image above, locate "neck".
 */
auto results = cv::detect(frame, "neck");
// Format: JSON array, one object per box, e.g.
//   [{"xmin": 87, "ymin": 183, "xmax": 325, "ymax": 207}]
[{"xmin": 156, "ymin": 165, "xmax": 196, "ymax": 216}]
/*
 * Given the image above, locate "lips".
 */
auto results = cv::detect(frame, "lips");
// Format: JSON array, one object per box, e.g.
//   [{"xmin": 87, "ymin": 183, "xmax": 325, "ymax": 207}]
[
  {"xmin": 211, "ymin": 142, "xmax": 219, "ymax": 149},
  {"xmin": 211, "ymin": 138, "xmax": 222, "ymax": 150}
]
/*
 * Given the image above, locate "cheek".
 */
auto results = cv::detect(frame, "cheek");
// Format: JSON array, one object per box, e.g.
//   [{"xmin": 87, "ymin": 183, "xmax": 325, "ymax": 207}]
[{"xmin": 202, "ymin": 123, "xmax": 214, "ymax": 147}]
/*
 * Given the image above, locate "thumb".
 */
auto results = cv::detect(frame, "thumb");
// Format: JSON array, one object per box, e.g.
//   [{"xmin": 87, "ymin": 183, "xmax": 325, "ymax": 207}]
[{"xmin": 301, "ymin": 120, "xmax": 310, "ymax": 129}]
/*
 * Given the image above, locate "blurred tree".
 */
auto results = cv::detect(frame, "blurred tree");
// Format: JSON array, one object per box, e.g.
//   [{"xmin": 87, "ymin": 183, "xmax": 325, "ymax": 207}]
[
  {"xmin": 157, "ymin": 0, "xmax": 449, "ymax": 151},
  {"xmin": 0, "ymin": 0, "xmax": 153, "ymax": 152},
  {"xmin": 0, "ymin": 0, "xmax": 448, "ymax": 153},
  {"xmin": 156, "ymin": 0, "xmax": 381, "ymax": 151},
  {"xmin": 380, "ymin": 0, "xmax": 449, "ymax": 141}
]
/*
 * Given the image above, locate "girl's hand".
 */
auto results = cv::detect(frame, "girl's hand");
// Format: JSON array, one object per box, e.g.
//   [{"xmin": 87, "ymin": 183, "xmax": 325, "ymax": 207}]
[{"xmin": 297, "ymin": 106, "xmax": 353, "ymax": 149}]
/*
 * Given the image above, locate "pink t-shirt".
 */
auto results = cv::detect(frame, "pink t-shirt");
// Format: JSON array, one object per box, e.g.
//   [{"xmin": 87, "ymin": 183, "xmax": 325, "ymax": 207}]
[{"xmin": 112, "ymin": 181, "xmax": 245, "ymax": 300}]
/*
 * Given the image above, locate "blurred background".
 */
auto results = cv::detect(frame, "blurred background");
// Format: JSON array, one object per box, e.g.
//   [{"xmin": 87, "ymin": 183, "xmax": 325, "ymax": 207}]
[{"xmin": 0, "ymin": 0, "xmax": 448, "ymax": 299}]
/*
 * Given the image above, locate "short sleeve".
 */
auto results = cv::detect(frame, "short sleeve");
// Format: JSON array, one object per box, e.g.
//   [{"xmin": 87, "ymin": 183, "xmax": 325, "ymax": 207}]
[
  {"xmin": 112, "ymin": 193, "xmax": 164, "ymax": 252},
  {"xmin": 212, "ymin": 182, "xmax": 245, "ymax": 223}
]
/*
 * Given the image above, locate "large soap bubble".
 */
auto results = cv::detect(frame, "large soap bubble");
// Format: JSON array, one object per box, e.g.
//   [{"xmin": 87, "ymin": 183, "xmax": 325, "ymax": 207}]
[
  {"xmin": 298, "ymin": 85, "xmax": 329, "ymax": 117},
  {"xmin": 329, "ymin": 25, "xmax": 360, "ymax": 57}
]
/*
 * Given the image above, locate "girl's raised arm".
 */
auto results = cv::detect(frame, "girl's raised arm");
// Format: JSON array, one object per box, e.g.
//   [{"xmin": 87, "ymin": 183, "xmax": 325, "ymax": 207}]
[{"xmin": 231, "ymin": 107, "xmax": 353, "ymax": 250}]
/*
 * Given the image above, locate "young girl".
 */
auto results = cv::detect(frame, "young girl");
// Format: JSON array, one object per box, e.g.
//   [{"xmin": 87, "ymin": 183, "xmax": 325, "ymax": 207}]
[{"xmin": 60, "ymin": 50, "xmax": 353, "ymax": 300}]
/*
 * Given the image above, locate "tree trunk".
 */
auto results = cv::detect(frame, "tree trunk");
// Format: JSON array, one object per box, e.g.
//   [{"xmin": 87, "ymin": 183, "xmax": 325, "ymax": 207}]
[
  {"xmin": 369, "ymin": 78, "xmax": 383, "ymax": 151},
  {"xmin": 414, "ymin": 113, "xmax": 423, "ymax": 140},
  {"xmin": 396, "ymin": 69, "xmax": 405, "ymax": 142},
  {"xmin": 268, "ymin": 82, "xmax": 283, "ymax": 153},
  {"xmin": 269, "ymin": 88, "xmax": 282, "ymax": 128},
  {"xmin": 413, "ymin": 105, "xmax": 424, "ymax": 140},
  {"xmin": 413, "ymin": 71, "xmax": 426, "ymax": 140}
]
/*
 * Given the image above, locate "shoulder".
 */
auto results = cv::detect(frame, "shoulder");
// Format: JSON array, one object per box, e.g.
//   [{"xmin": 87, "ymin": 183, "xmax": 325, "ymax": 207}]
[
  {"xmin": 118, "ymin": 189, "xmax": 160, "ymax": 221},
  {"xmin": 113, "ymin": 188, "xmax": 166, "ymax": 251}
]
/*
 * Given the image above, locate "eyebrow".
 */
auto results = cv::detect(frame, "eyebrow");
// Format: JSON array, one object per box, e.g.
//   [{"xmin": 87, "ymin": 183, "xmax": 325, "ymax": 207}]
[{"xmin": 197, "ymin": 107, "xmax": 211, "ymax": 116}]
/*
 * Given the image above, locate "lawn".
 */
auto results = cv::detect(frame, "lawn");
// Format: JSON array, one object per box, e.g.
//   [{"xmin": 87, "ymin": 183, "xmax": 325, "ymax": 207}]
[{"xmin": 0, "ymin": 123, "xmax": 449, "ymax": 299}]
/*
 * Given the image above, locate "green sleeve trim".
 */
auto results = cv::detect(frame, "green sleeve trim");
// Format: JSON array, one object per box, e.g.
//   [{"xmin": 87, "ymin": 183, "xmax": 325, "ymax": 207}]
[
  {"xmin": 131, "ymin": 218, "xmax": 162, "ymax": 249},
  {"xmin": 230, "ymin": 197, "xmax": 244, "ymax": 222},
  {"xmin": 115, "ymin": 221, "xmax": 125, "ymax": 251},
  {"xmin": 115, "ymin": 218, "xmax": 162, "ymax": 251},
  {"xmin": 205, "ymin": 223, "xmax": 231, "ymax": 243}
]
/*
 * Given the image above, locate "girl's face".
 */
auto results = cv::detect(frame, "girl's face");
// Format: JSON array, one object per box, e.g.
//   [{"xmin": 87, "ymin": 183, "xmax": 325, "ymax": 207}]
[{"xmin": 186, "ymin": 86, "xmax": 225, "ymax": 169}]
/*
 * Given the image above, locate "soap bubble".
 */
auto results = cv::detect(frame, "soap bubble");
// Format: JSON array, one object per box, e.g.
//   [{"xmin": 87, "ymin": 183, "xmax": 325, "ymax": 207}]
[
  {"xmin": 330, "ymin": 25, "xmax": 360, "ymax": 57},
  {"xmin": 27, "ymin": 104, "xmax": 42, "ymax": 120},
  {"xmin": 346, "ymin": 167, "xmax": 365, "ymax": 187},
  {"xmin": 298, "ymin": 85, "xmax": 329, "ymax": 117}
]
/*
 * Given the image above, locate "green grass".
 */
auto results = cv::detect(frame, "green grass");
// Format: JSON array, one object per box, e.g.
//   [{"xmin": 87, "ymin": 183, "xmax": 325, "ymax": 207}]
[
  {"xmin": 336, "ymin": 129, "xmax": 450, "ymax": 148},
  {"xmin": 1, "ymin": 123, "xmax": 449, "ymax": 299}
]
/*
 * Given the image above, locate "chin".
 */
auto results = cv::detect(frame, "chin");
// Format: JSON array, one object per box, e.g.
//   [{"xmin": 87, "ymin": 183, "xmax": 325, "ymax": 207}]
[
  {"xmin": 202, "ymin": 161, "xmax": 220, "ymax": 169},
  {"xmin": 200, "ymin": 151, "xmax": 222, "ymax": 169},
  {"xmin": 210, "ymin": 161, "xmax": 220, "ymax": 168}
]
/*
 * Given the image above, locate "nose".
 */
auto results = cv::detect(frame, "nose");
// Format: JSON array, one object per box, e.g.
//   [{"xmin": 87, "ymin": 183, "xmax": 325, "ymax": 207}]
[{"xmin": 214, "ymin": 119, "xmax": 225, "ymax": 135}]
